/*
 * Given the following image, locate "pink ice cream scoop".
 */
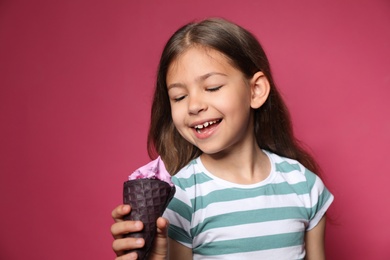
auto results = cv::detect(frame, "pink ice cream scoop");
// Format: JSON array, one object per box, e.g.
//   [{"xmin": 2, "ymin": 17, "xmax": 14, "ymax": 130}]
[
  {"xmin": 128, "ymin": 156, "xmax": 174, "ymax": 186},
  {"xmin": 123, "ymin": 157, "xmax": 176, "ymax": 260}
]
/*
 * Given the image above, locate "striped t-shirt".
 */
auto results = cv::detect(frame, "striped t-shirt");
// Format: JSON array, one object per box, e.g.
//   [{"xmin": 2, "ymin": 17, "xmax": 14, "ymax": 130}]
[{"xmin": 163, "ymin": 150, "xmax": 334, "ymax": 259}]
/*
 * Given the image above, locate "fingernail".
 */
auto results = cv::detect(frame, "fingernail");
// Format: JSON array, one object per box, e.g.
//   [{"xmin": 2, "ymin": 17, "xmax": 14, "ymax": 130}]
[
  {"xmin": 136, "ymin": 238, "xmax": 143, "ymax": 245},
  {"xmin": 135, "ymin": 221, "xmax": 142, "ymax": 229},
  {"xmin": 128, "ymin": 252, "xmax": 138, "ymax": 259}
]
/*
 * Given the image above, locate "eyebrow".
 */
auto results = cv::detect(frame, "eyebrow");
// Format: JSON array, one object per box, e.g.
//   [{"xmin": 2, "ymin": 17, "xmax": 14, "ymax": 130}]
[{"xmin": 167, "ymin": 72, "xmax": 227, "ymax": 90}]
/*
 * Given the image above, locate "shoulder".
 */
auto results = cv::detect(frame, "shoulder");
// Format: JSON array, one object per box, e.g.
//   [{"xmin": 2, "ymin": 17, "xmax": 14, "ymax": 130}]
[
  {"xmin": 265, "ymin": 150, "xmax": 330, "ymax": 196},
  {"xmin": 265, "ymin": 151, "xmax": 334, "ymax": 227},
  {"xmin": 172, "ymin": 159, "xmax": 199, "ymax": 179},
  {"xmin": 171, "ymin": 157, "xmax": 213, "ymax": 190},
  {"xmin": 266, "ymin": 150, "xmax": 314, "ymax": 183}
]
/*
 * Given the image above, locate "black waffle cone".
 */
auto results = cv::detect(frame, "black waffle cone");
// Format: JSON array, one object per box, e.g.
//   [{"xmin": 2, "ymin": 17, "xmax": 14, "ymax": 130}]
[{"xmin": 123, "ymin": 179, "xmax": 176, "ymax": 260}]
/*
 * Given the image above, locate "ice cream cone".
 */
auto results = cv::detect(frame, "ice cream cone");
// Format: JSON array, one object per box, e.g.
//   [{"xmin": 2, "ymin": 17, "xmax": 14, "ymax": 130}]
[{"xmin": 123, "ymin": 178, "xmax": 176, "ymax": 260}]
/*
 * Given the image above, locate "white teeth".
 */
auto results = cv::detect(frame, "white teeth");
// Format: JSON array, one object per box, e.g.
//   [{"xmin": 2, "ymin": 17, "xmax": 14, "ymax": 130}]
[{"xmin": 194, "ymin": 120, "xmax": 218, "ymax": 130}]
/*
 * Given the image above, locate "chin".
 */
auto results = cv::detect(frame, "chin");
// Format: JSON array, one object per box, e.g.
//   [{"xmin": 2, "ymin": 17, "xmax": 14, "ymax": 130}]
[{"xmin": 197, "ymin": 147, "xmax": 226, "ymax": 156}]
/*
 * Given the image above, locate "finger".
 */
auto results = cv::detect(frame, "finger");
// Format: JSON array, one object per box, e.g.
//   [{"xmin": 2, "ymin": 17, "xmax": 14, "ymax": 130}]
[
  {"xmin": 114, "ymin": 251, "xmax": 138, "ymax": 260},
  {"xmin": 111, "ymin": 220, "xmax": 144, "ymax": 239},
  {"xmin": 112, "ymin": 237, "xmax": 145, "ymax": 257},
  {"xmin": 111, "ymin": 204, "xmax": 131, "ymax": 222},
  {"xmin": 156, "ymin": 217, "xmax": 169, "ymax": 236},
  {"xmin": 151, "ymin": 217, "xmax": 169, "ymax": 257}
]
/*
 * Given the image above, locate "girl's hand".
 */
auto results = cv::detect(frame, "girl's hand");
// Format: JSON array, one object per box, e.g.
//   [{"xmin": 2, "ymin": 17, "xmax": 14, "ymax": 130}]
[
  {"xmin": 111, "ymin": 204, "xmax": 144, "ymax": 259},
  {"xmin": 110, "ymin": 204, "xmax": 169, "ymax": 260}
]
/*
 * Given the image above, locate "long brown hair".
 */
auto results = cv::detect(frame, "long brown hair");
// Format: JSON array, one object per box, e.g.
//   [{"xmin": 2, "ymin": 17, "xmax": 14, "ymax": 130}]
[{"xmin": 147, "ymin": 18, "xmax": 320, "ymax": 175}]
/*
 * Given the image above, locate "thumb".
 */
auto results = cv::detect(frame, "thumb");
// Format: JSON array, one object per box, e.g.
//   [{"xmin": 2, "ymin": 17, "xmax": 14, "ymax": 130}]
[{"xmin": 151, "ymin": 217, "xmax": 169, "ymax": 258}]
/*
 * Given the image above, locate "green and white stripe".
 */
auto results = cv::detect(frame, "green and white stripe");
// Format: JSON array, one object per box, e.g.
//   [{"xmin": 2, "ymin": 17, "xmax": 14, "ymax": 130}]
[{"xmin": 164, "ymin": 150, "xmax": 333, "ymax": 259}]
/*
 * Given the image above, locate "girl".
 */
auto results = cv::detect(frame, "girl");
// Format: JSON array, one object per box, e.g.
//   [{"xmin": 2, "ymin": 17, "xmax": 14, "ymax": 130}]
[{"xmin": 111, "ymin": 18, "xmax": 333, "ymax": 260}]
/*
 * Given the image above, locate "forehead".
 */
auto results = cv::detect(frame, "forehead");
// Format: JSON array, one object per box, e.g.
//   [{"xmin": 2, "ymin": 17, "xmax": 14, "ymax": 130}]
[{"xmin": 166, "ymin": 46, "xmax": 236, "ymax": 83}]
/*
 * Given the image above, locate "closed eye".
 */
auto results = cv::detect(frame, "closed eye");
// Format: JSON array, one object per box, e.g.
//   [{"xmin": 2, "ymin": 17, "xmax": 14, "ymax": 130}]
[
  {"xmin": 207, "ymin": 86, "xmax": 222, "ymax": 92},
  {"xmin": 173, "ymin": 95, "xmax": 186, "ymax": 102}
]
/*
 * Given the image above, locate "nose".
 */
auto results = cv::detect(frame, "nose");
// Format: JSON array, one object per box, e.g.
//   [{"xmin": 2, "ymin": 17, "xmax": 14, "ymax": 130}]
[{"xmin": 188, "ymin": 92, "xmax": 207, "ymax": 115}]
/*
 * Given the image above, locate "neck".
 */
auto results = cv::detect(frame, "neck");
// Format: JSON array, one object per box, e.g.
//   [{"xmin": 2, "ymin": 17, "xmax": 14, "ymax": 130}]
[{"xmin": 200, "ymin": 140, "xmax": 270, "ymax": 185}]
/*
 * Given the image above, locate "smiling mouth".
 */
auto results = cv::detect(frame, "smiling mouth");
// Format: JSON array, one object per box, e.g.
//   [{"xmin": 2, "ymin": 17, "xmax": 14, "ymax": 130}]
[{"xmin": 194, "ymin": 119, "xmax": 221, "ymax": 133}]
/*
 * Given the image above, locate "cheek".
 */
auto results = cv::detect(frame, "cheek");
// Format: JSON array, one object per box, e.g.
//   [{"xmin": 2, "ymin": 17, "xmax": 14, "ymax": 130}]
[
  {"xmin": 217, "ymin": 93, "xmax": 250, "ymax": 114},
  {"xmin": 219, "ymin": 94, "xmax": 252, "ymax": 124},
  {"xmin": 170, "ymin": 104, "xmax": 184, "ymax": 128},
  {"xmin": 170, "ymin": 106, "xmax": 194, "ymax": 143}
]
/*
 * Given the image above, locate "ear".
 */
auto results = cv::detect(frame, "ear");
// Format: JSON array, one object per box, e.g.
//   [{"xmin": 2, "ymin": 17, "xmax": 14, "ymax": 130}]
[{"xmin": 250, "ymin": 71, "xmax": 270, "ymax": 109}]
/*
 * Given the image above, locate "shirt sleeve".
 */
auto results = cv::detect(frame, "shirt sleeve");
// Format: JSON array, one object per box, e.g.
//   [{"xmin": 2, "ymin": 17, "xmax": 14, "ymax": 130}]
[
  {"xmin": 163, "ymin": 177, "xmax": 194, "ymax": 248},
  {"xmin": 304, "ymin": 168, "xmax": 334, "ymax": 230}
]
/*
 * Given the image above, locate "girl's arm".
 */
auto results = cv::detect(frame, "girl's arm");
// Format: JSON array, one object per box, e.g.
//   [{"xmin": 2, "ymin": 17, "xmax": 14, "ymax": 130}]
[
  {"xmin": 305, "ymin": 215, "xmax": 327, "ymax": 260},
  {"xmin": 168, "ymin": 238, "xmax": 193, "ymax": 260}
]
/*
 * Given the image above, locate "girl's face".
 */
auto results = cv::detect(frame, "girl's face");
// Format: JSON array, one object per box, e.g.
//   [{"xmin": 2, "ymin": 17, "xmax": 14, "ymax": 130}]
[{"xmin": 166, "ymin": 46, "xmax": 266, "ymax": 156}]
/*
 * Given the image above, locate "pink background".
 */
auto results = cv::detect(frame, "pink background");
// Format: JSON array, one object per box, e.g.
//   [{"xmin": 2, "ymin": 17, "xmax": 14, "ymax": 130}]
[{"xmin": 1, "ymin": 1, "xmax": 389, "ymax": 259}]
